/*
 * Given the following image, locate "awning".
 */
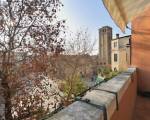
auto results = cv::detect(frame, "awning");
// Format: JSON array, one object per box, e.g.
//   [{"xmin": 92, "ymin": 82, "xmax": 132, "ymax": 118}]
[{"xmin": 102, "ymin": 0, "xmax": 150, "ymax": 32}]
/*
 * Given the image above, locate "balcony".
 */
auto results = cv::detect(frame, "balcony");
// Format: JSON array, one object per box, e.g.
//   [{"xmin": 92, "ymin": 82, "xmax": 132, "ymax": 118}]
[
  {"xmin": 134, "ymin": 95, "xmax": 150, "ymax": 120},
  {"xmin": 44, "ymin": 67, "xmax": 143, "ymax": 120},
  {"xmin": 45, "ymin": 2, "xmax": 150, "ymax": 119}
]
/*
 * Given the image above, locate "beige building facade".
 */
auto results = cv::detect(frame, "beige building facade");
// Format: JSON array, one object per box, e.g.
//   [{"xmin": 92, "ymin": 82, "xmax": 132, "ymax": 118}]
[
  {"xmin": 99, "ymin": 26, "xmax": 131, "ymax": 71},
  {"xmin": 111, "ymin": 34, "xmax": 131, "ymax": 71}
]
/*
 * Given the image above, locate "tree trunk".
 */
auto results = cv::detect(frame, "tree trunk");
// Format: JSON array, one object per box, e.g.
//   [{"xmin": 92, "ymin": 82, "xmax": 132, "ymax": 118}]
[{"xmin": 1, "ymin": 74, "xmax": 13, "ymax": 120}]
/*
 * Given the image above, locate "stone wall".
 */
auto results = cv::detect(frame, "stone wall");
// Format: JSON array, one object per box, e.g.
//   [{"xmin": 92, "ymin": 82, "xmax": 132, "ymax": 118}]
[
  {"xmin": 46, "ymin": 68, "xmax": 137, "ymax": 120},
  {"xmin": 99, "ymin": 26, "xmax": 112, "ymax": 65}
]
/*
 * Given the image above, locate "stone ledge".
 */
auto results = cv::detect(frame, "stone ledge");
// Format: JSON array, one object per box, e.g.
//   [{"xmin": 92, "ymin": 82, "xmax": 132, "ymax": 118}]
[
  {"xmin": 47, "ymin": 68, "xmax": 136, "ymax": 120},
  {"xmin": 48, "ymin": 101, "xmax": 103, "ymax": 120}
]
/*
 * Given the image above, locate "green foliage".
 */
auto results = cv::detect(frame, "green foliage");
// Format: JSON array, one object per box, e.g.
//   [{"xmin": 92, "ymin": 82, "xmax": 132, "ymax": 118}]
[
  {"xmin": 98, "ymin": 66, "xmax": 111, "ymax": 76},
  {"xmin": 98, "ymin": 66, "xmax": 119, "ymax": 80},
  {"xmin": 62, "ymin": 74, "xmax": 87, "ymax": 101},
  {"xmin": 105, "ymin": 71, "xmax": 119, "ymax": 80}
]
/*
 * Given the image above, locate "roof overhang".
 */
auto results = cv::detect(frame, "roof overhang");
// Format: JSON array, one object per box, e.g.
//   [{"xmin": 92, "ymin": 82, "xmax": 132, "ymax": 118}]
[{"xmin": 102, "ymin": 0, "xmax": 150, "ymax": 32}]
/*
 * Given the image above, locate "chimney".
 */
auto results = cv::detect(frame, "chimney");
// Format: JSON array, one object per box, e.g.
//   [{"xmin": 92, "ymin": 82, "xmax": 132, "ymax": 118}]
[{"xmin": 116, "ymin": 34, "xmax": 119, "ymax": 39}]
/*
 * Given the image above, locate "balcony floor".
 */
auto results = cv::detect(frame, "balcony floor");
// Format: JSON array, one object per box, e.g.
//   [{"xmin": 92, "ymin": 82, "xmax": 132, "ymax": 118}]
[{"xmin": 134, "ymin": 95, "xmax": 150, "ymax": 120}]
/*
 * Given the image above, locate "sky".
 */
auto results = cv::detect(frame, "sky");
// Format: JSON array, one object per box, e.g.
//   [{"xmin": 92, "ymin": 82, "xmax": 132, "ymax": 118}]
[{"xmin": 60, "ymin": 0, "xmax": 131, "ymax": 54}]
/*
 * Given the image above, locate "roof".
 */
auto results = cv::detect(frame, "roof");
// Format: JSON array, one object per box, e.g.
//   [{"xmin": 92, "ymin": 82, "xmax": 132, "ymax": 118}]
[
  {"xmin": 99, "ymin": 26, "xmax": 112, "ymax": 30},
  {"xmin": 112, "ymin": 35, "xmax": 131, "ymax": 41},
  {"xmin": 102, "ymin": 0, "xmax": 150, "ymax": 32}
]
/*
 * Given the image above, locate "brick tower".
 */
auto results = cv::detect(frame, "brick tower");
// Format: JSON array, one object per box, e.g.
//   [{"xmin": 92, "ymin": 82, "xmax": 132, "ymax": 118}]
[{"xmin": 99, "ymin": 26, "xmax": 112, "ymax": 65}]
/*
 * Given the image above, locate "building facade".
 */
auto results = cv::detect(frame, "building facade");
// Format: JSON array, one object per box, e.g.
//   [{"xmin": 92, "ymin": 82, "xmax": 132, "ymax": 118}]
[
  {"xmin": 132, "ymin": 7, "xmax": 150, "ymax": 92},
  {"xmin": 99, "ymin": 26, "xmax": 112, "ymax": 65},
  {"xmin": 99, "ymin": 26, "xmax": 131, "ymax": 71},
  {"xmin": 111, "ymin": 34, "xmax": 131, "ymax": 71}
]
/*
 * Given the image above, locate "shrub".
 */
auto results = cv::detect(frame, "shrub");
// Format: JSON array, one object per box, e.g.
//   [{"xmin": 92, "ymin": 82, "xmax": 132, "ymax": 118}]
[
  {"xmin": 98, "ymin": 66, "xmax": 119, "ymax": 80},
  {"xmin": 60, "ymin": 74, "xmax": 87, "ymax": 105}
]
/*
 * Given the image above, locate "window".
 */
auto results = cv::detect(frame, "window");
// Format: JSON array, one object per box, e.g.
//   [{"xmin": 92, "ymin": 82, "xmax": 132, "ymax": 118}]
[
  {"xmin": 114, "ymin": 53, "xmax": 118, "ymax": 62},
  {"xmin": 103, "ymin": 29, "xmax": 106, "ymax": 32},
  {"xmin": 114, "ymin": 42, "xmax": 117, "ymax": 48}
]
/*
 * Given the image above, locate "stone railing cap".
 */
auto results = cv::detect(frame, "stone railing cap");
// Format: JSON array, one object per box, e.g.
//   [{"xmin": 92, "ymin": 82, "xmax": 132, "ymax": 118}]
[{"xmin": 47, "ymin": 68, "xmax": 136, "ymax": 120}]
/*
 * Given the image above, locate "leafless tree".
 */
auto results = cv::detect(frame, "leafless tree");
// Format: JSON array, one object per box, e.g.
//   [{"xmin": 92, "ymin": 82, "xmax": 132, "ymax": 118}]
[
  {"xmin": 56, "ymin": 29, "xmax": 96, "ymax": 104},
  {"xmin": 0, "ymin": 0, "xmax": 65, "ymax": 119},
  {"xmin": 66, "ymin": 29, "xmax": 95, "ymax": 55},
  {"xmin": 64, "ymin": 29, "xmax": 96, "ymax": 76}
]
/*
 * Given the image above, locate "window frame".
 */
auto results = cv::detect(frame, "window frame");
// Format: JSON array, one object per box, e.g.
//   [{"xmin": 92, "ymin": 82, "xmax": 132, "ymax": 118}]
[{"xmin": 114, "ymin": 53, "xmax": 118, "ymax": 62}]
